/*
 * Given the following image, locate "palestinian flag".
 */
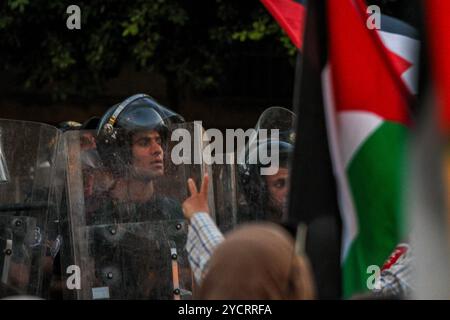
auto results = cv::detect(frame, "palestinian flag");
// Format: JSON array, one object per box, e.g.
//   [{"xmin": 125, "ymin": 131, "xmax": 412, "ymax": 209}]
[
  {"xmin": 322, "ymin": 0, "xmax": 418, "ymax": 297},
  {"xmin": 260, "ymin": 0, "xmax": 306, "ymax": 50},
  {"xmin": 288, "ymin": 0, "xmax": 419, "ymax": 299}
]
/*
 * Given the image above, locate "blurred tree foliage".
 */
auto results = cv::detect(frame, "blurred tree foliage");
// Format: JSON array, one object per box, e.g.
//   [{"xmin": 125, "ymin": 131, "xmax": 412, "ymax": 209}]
[{"xmin": 0, "ymin": 0, "xmax": 295, "ymax": 103}]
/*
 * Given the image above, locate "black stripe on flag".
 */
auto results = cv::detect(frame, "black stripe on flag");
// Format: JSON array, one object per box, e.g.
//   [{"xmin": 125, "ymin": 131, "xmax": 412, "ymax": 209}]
[
  {"xmin": 381, "ymin": 14, "xmax": 419, "ymax": 40},
  {"xmin": 285, "ymin": 0, "xmax": 342, "ymax": 299}
]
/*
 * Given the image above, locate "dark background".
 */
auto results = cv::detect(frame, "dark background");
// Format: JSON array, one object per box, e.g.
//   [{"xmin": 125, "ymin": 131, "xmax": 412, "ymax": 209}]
[{"xmin": 0, "ymin": 0, "xmax": 417, "ymax": 130}]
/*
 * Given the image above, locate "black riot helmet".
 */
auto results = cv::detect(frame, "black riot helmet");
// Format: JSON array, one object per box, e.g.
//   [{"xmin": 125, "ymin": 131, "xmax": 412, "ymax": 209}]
[
  {"xmin": 96, "ymin": 94, "xmax": 184, "ymax": 176},
  {"xmin": 237, "ymin": 106, "xmax": 296, "ymax": 223}
]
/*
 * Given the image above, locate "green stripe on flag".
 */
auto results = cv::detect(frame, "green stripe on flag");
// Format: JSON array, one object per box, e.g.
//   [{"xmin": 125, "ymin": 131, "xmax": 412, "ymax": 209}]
[{"xmin": 343, "ymin": 121, "xmax": 408, "ymax": 298}]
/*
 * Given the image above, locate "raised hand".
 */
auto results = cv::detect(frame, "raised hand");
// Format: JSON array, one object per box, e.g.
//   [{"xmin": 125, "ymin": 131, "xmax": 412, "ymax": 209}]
[{"xmin": 182, "ymin": 174, "xmax": 209, "ymax": 220}]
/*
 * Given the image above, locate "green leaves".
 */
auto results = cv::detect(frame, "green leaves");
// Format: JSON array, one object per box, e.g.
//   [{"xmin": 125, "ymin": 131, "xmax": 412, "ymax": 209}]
[
  {"xmin": 122, "ymin": 21, "xmax": 139, "ymax": 37},
  {"xmin": 0, "ymin": 16, "xmax": 13, "ymax": 29},
  {"xmin": 232, "ymin": 17, "xmax": 275, "ymax": 41},
  {"xmin": 0, "ymin": 0, "xmax": 295, "ymax": 101},
  {"xmin": 7, "ymin": 0, "xmax": 29, "ymax": 12},
  {"xmin": 51, "ymin": 49, "xmax": 76, "ymax": 70}
]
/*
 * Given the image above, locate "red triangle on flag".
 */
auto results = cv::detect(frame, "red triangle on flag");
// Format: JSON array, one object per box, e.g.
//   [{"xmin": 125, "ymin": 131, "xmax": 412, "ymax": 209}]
[{"xmin": 327, "ymin": 0, "xmax": 413, "ymax": 126}]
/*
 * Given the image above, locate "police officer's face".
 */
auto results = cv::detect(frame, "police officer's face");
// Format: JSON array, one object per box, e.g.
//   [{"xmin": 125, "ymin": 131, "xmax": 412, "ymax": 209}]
[
  {"xmin": 131, "ymin": 130, "xmax": 164, "ymax": 179},
  {"xmin": 265, "ymin": 167, "xmax": 289, "ymax": 212}
]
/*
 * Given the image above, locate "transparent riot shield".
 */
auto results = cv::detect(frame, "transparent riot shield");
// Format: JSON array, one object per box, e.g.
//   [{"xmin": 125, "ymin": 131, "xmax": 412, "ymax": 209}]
[
  {"xmin": 0, "ymin": 119, "xmax": 62, "ymax": 298},
  {"xmin": 213, "ymin": 107, "xmax": 296, "ymax": 231},
  {"xmin": 254, "ymin": 106, "xmax": 296, "ymax": 143},
  {"xmin": 72, "ymin": 220, "xmax": 190, "ymax": 300},
  {"xmin": 0, "ymin": 216, "xmax": 36, "ymax": 296},
  {"xmin": 210, "ymin": 158, "xmax": 239, "ymax": 233},
  {"xmin": 59, "ymin": 123, "xmax": 207, "ymax": 299}
]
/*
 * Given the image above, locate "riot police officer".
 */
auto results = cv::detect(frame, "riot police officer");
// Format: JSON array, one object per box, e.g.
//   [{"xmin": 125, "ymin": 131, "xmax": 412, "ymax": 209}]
[
  {"xmin": 92, "ymin": 93, "xmax": 185, "ymax": 224},
  {"xmin": 238, "ymin": 139, "xmax": 294, "ymax": 223},
  {"xmin": 236, "ymin": 106, "xmax": 296, "ymax": 224},
  {"xmin": 59, "ymin": 94, "xmax": 192, "ymax": 300}
]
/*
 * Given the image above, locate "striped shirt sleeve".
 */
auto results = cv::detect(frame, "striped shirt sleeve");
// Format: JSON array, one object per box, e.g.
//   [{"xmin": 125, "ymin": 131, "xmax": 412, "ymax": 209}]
[{"xmin": 186, "ymin": 212, "xmax": 224, "ymax": 284}]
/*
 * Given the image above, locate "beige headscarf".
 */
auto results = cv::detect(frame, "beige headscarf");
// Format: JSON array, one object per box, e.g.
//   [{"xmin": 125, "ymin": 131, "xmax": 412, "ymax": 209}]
[{"xmin": 196, "ymin": 222, "xmax": 316, "ymax": 300}]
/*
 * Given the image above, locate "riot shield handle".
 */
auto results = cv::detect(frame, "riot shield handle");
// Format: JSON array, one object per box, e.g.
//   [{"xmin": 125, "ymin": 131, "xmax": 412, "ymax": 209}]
[
  {"xmin": 1, "ymin": 239, "xmax": 13, "ymax": 284},
  {"xmin": 169, "ymin": 244, "xmax": 181, "ymax": 300}
]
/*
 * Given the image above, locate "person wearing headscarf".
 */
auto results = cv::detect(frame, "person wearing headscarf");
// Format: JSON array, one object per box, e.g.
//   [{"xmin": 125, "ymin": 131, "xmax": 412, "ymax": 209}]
[{"xmin": 195, "ymin": 222, "xmax": 316, "ymax": 300}]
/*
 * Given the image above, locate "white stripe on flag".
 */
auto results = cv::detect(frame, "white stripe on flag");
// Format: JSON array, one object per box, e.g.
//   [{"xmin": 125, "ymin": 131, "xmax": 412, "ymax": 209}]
[
  {"xmin": 322, "ymin": 64, "xmax": 358, "ymax": 260},
  {"xmin": 338, "ymin": 112, "xmax": 383, "ymax": 167}
]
